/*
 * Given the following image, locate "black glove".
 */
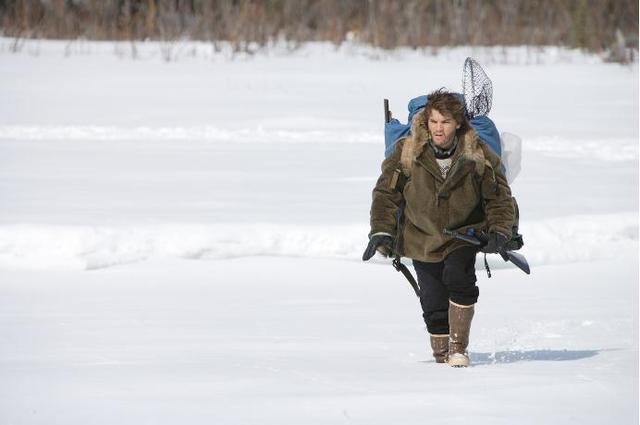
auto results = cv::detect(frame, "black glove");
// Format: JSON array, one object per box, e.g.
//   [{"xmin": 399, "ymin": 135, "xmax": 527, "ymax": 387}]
[
  {"xmin": 481, "ymin": 232, "xmax": 508, "ymax": 254},
  {"xmin": 362, "ymin": 234, "xmax": 394, "ymax": 261}
]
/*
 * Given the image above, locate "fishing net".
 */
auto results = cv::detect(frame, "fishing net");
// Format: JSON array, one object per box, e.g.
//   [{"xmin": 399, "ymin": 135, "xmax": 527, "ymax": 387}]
[{"xmin": 462, "ymin": 57, "xmax": 493, "ymax": 117}]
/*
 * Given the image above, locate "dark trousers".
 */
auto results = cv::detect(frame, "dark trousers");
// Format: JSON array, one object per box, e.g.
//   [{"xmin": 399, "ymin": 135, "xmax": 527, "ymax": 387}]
[{"xmin": 413, "ymin": 246, "xmax": 479, "ymax": 335}]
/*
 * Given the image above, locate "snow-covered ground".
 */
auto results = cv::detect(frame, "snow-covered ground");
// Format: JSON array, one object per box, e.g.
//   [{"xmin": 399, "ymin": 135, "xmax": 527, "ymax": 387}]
[{"xmin": 0, "ymin": 39, "xmax": 638, "ymax": 424}]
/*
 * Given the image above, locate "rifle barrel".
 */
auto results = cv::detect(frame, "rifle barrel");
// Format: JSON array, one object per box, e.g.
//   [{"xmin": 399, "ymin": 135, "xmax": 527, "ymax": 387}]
[
  {"xmin": 443, "ymin": 229, "xmax": 482, "ymax": 246},
  {"xmin": 384, "ymin": 98, "xmax": 391, "ymax": 123}
]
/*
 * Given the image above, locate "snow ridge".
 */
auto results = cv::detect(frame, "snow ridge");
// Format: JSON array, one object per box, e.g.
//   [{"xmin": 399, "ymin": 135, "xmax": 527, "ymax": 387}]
[
  {"xmin": 0, "ymin": 213, "xmax": 635, "ymax": 271},
  {"xmin": 1, "ymin": 126, "xmax": 637, "ymax": 161},
  {"xmin": 0, "ymin": 125, "xmax": 377, "ymax": 144}
]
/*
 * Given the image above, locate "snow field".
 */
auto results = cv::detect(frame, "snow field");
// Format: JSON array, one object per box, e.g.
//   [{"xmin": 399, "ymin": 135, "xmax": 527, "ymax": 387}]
[
  {"xmin": 0, "ymin": 39, "xmax": 637, "ymax": 424},
  {"xmin": 0, "ymin": 254, "xmax": 636, "ymax": 424}
]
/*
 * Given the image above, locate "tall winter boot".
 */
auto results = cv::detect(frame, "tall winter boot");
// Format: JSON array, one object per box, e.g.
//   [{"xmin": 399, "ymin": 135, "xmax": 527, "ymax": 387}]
[
  {"xmin": 447, "ymin": 301, "xmax": 475, "ymax": 367},
  {"xmin": 430, "ymin": 334, "xmax": 449, "ymax": 363}
]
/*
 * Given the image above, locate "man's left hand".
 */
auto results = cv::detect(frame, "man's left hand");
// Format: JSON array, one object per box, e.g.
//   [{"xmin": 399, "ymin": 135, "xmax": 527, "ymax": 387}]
[{"xmin": 481, "ymin": 232, "xmax": 508, "ymax": 254}]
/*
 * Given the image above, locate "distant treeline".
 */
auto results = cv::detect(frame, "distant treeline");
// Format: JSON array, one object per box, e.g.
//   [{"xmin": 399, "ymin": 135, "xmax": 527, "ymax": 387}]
[{"xmin": 1, "ymin": 0, "xmax": 637, "ymax": 54}]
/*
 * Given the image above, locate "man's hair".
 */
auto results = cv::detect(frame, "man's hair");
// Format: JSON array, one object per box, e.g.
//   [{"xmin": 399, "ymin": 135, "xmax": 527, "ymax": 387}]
[{"xmin": 425, "ymin": 88, "xmax": 470, "ymax": 133}]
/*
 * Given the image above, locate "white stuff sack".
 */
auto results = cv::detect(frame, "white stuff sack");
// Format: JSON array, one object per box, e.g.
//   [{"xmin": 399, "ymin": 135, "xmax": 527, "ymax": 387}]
[{"xmin": 500, "ymin": 132, "xmax": 522, "ymax": 184}]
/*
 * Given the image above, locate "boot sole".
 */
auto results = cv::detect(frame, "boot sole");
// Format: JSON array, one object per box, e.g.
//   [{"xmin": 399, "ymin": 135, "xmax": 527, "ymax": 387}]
[{"xmin": 447, "ymin": 353, "xmax": 469, "ymax": 367}]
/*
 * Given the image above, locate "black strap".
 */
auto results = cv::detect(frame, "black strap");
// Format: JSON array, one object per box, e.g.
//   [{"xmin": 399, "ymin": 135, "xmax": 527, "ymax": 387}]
[
  {"xmin": 390, "ymin": 199, "xmax": 420, "ymax": 296},
  {"xmin": 393, "ymin": 256, "xmax": 421, "ymax": 297},
  {"xmin": 484, "ymin": 253, "xmax": 492, "ymax": 278}
]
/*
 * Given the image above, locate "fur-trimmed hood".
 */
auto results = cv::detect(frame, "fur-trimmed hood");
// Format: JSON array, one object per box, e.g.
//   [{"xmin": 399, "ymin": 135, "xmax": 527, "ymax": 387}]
[{"xmin": 399, "ymin": 108, "xmax": 486, "ymax": 177}]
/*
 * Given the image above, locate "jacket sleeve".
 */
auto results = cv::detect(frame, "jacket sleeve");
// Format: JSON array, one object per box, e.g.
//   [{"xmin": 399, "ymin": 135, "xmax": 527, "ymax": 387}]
[
  {"xmin": 481, "ymin": 147, "xmax": 515, "ymax": 237},
  {"xmin": 369, "ymin": 139, "xmax": 406, "ymax": 236}
]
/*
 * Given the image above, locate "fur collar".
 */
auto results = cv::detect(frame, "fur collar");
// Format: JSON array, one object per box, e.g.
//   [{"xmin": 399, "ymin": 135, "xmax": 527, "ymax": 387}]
[{"xmin": 400, "ymin": 109, "xmax": 485, "ymax": 176}]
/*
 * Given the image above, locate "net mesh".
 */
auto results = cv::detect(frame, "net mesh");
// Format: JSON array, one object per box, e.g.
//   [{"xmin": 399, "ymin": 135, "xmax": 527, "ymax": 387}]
[{"xmin": 462, "ymin": 57, "xmax": 493, "ymax": 117}]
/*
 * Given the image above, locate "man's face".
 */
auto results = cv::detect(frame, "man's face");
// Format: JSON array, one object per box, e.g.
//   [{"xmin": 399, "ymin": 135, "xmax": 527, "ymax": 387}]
[{"xmin": 427, "ymin": 109, "xmax": 459, "ymax": 149}]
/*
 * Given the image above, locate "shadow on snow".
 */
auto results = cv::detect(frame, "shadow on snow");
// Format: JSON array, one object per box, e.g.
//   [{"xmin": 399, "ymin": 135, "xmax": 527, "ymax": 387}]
[{"xmin": 469, "ymin": 349, "xmax": 599, "ymax": 365}]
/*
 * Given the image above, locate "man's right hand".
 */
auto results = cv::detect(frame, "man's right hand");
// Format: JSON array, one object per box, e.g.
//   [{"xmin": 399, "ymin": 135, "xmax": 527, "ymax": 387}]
[{"xmin": 362, "ymin": 234, "xmax": 394, "ymax": 261}]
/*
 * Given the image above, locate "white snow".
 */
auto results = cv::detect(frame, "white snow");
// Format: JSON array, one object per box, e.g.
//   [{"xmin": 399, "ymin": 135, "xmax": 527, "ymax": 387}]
[{"xmin": 0, "ymin": 39, "xmax": 638, "ymax": 424}]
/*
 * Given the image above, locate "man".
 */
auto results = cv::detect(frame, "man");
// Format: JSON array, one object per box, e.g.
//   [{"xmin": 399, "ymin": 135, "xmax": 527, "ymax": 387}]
[{"xmin": 363, "ymin": 89, "xmax": 515, "ymax": 367}]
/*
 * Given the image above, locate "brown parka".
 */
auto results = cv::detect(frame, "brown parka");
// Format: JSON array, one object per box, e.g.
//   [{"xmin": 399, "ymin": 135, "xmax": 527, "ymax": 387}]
[{"xmin": 369, "ymin": 108, "xmax": 515, "ymax": 262}]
